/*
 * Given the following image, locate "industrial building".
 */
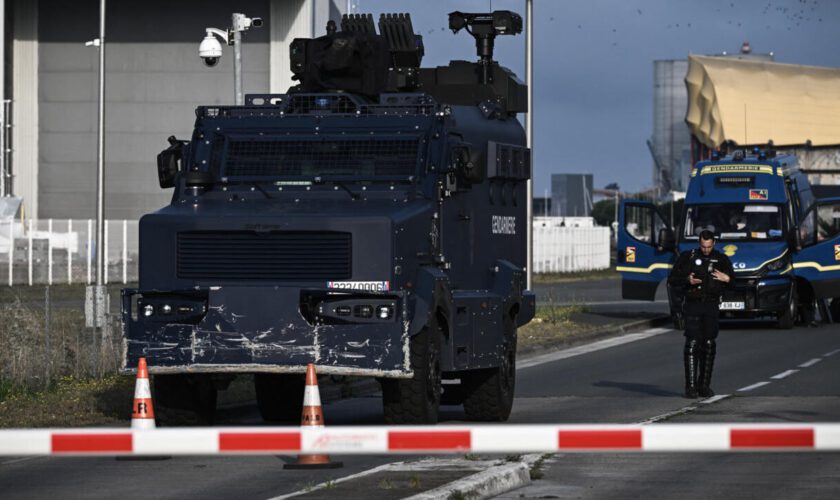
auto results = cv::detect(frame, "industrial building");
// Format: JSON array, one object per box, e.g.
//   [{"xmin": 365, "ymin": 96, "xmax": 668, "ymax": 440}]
[
  {"xmin": 0, "ymin": 0, "xmax": 344, "ymax": 220},
  {"xmin": 650, "ymin": 43, "xmax": 773, "ymax": 196}
]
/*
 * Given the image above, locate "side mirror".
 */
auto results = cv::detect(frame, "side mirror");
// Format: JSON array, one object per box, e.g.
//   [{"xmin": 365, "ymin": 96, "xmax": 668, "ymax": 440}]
[
  {"xmin": 450, "ymin": 143, "xmax": 485, "ymax": 185},
  {"xmin": 658, "ymin": 227, "xmax": 676, "ymax": 251},
  {"xmin": 157, "ymin": 136, "xmax": 184, "ymax": 189}
]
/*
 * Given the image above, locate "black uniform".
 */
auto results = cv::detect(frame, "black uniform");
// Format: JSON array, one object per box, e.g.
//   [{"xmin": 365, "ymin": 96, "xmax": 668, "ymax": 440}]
[{"xmin": 668, "ymin": 248, "xmax": 734, "ymax": 398}]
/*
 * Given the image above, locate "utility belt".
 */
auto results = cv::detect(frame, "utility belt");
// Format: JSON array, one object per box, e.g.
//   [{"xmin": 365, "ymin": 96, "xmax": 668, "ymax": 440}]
[{"xmin": 685, "ymin": 285, "xmax": 722, "ymax": 304}]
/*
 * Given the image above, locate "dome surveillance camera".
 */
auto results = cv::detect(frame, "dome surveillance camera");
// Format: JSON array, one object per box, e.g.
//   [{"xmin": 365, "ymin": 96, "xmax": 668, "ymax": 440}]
[{"xmin": 199, "ymin": 34, "xmax": 223, "ymax": 67}]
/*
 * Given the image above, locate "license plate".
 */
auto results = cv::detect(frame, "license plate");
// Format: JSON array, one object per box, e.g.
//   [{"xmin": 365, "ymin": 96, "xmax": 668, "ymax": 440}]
[{"xmin": 720, "ymin": 301, "xmax": 745, "ymax": 310}]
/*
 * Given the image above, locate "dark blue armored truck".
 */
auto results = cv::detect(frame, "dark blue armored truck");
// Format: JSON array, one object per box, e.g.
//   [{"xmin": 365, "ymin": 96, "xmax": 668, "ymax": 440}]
[{"xmin": 122, "ymin": 11, "xmax": 535, "ymax": 424}]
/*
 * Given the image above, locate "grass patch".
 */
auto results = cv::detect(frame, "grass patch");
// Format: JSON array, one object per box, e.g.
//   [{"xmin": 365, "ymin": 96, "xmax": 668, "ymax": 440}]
[
  {"xmin": 0, "ymin": 374, "xmax": 134, "ymax": 428},
  {"xmin": 533, "ymin": 267, "xmax": 617, "ymax": 284},
  {"xmin": 518, "ymin": 303, "xmax": 592, "ymax": 351}
]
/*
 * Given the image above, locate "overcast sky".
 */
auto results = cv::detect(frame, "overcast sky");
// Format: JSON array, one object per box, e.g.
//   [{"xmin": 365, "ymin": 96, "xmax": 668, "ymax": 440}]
[{"xmin": 360, "ymin": 0, "xmax": 840, "ymax": 195}]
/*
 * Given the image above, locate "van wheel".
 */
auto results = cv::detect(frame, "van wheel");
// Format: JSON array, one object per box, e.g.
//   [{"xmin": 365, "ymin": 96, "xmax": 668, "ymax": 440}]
[
  {"xmin": 830, "ymin": 298, "xmax": 840, "ymax": 324},
  {"xmin": 777, "ymin": 287, "xmax": 796, "ymax": 330},
  {"xmin": 254, "ymin": 374, "xmax": 305, "ymax": 423},
  {"xmin": 462, "ymin": 317, "xmax": 517, "ymax": 422},
  {"xmin": 381, "ymin": 324, "xmax": 442, "ymax": 424},
  {"xmin": 152, "ymin": 374, "xmax": 217, "ymax": 426}
]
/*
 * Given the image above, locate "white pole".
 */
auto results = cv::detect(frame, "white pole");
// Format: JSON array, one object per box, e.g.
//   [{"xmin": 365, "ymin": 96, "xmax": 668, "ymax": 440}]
[
  {"xmin": 67, "ymin": 220, "xmax": 73, "ymax": 284},
  {"xmin": 104, "ymin": 220, "xmax": 109, "ymax": 285},
  {"xmin": 47, "ymin": 219, "xmax": 53, "ymax": 285},
  {"xmin": 122, "ymin": 219, "xmax": 127, "ymax": 284},
  {"xmin": 27, "ymin": 219, "xmax": 32, "ymax": 286},
  {"xmin": 87, "ymin": 219, "xmax": 92, "ymax": 285},
  {"xmin": 95, "ymin": 0, "xmax": 106, "ymax": 289},
  {"xmin": 7, "ymin": 221, "xmax": 12, "ymax": 286},
  {"xmin": 525, "ymin": 0, "xmax": 533, "ymax": 290}
]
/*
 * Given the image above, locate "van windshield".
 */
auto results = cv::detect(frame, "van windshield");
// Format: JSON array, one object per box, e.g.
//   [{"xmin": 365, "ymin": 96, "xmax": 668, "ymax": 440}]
[{"xmin": 683, "ymin": 204, "xmax": 784, "ymax": 240}]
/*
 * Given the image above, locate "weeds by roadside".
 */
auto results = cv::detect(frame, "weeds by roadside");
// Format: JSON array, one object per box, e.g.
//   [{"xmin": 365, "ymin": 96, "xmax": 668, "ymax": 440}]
[{"xmin": 0, "ymin": 285, "xmax": 124, "ymax": 401}]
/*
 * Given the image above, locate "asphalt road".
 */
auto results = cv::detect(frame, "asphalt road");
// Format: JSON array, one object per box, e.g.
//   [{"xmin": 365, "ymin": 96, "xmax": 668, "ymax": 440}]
[{"xmin": 1, "ymin": 322, "xmax": 838, "ymax": 498}]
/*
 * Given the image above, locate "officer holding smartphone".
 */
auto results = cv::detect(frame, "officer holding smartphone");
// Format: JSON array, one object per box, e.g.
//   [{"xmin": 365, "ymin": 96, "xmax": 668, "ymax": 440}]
[{"xmin": 668, "ymin": 230, "xmax": 734, "ymax": 398}]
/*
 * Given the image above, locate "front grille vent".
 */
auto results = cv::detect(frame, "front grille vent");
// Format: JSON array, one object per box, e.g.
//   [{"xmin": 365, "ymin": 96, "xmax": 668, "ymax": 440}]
[{"xmin": 177, "ymin": 231, "xmax": 351, "ymax": 281}]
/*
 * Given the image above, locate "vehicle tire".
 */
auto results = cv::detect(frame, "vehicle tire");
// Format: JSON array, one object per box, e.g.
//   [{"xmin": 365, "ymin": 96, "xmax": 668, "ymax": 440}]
[
  {"xmin": 152, "ymin": 374, "xmax": 217, "ymax": 425},
  {"xmin": 462, "ymin": 316, "xmax": 517, "ymax": 422},
  {"xmin": 254, "ymin": 374, "xmax": 305, "ymax": 423},
  {"xmin": 777, "ymin": 286, "xmax": 796, "ymax": 330},
  {"xmin": 381, "ymin": 323, "xmax": 442, "ymax": 424},
  {"xmin": 830, "ymin": 298, "xmax": 840, "ymax": 324}
]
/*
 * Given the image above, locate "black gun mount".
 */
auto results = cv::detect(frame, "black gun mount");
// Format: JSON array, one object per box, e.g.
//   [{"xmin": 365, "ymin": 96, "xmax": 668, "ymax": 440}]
[
  {"xmin": 448, "ymin": 11, "xmax": 523, "ymax": 84},
  {"xmin": 289, "ymin": 13, "xmax": 424, "ymax": 96},
  {"xmin": 288, "ymin": 11, "xmax": 526, "ymax": 115}
]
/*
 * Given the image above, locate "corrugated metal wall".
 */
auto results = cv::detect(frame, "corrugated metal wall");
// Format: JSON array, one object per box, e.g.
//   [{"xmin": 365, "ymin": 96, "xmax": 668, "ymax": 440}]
[{"xmin": 36, "ymin": 0, "xmax": 271, "ymax": 220}]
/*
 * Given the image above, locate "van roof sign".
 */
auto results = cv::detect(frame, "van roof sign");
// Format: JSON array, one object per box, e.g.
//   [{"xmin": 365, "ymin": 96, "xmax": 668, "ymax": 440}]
[{"xmin": 698, "ymin": 164, "xmax": 778, "ymax": 176}]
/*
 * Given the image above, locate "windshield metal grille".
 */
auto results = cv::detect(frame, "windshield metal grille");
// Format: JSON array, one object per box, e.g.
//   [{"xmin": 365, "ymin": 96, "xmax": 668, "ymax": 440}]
[
  {"xmin": 223, "ymin": 138, "xmax": 420, "ymax": 177},
  {"xmin": 177, "ymin": 231, "xmax": 351, "ymax": 281}
]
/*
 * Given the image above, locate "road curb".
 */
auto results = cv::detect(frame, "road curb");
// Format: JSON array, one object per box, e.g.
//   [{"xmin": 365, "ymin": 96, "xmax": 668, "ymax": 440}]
[{"xmin": 403, "ymin": 461, "xmax": 531, "ymax": 500}]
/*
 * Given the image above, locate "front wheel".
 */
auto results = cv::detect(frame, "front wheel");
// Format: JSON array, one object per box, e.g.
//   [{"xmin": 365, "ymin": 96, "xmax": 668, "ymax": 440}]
[
  {"xmin": 777, "ymin": 285, "xmax": 796, "ymax": 330},
  {"xmin": 462, "ymin": 317, "xmax": 517, "ymax": 422},
  {"xmin": 381, "ymin": 324, "xmax": 442, "ymax": 424},
  {"xmin": 831, "ymin": 298, "xmax": 840, "ymax": 324}
]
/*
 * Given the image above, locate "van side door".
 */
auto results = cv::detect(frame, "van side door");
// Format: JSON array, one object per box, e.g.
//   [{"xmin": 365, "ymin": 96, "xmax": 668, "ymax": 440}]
[
  {"xmin": 793, "ymin": 197, "xmax": 840, "ymax": 299},
  {"xmin": 617, "ymin": 200, "xmax": 677, "ymax": 300}
]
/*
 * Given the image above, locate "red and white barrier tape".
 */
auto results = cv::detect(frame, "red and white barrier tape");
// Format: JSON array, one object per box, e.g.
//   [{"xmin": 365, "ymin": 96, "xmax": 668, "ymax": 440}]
[{"xmin": 1, "ymin": 424, "xmax": 839, "ymax": 456}]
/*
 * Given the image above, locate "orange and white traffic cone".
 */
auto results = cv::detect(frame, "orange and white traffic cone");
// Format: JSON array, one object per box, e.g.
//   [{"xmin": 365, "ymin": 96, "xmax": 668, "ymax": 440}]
[
  {"xmin": 284, "ymin": 363, "xmax": 343, "ymax": 469},
  {"xmin": 131, "ymin": 357, "xmax": 156, "ymax": 430}
]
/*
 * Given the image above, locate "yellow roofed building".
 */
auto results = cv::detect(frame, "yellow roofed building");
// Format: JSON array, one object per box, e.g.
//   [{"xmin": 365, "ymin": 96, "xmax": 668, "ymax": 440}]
[{"xmin": 685, "ymin": 55, "xmax": 840, "ymax": 185}]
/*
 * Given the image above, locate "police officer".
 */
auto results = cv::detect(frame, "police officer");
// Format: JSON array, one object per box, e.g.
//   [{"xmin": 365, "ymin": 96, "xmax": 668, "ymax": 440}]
[{"xmin": 668, "ymin": 230, "xmax": 734, "ymax": 398}]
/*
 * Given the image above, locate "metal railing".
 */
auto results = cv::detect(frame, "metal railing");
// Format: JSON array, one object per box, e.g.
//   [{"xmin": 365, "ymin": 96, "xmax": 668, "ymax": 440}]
[{"xmin": 0, "ymin": 219, "xmax": 138, "ymax": 286}]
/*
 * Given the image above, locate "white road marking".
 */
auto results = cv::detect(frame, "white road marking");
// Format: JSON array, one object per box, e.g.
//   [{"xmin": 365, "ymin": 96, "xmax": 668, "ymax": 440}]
[
  {"xmin": 824, "ymin": 349, "xmax": 840, "ymax": 357},
  {"xmin": 737, "ymin": 381, "xmax": 770, "ymax": 392},
  {"xmin": 770, "ymin": 369, "xmax": 799, "ymax": 380},
  {"xmin": 517, "ymin": 327, "xmax": 673, "ymax": 370},
  {"xmin": 799, "ymin": 358, "xmax": 822, "ymax": 368},
  {"xmin": 700, "ymin": 394, "xmax": 730, "ymax": 404}
]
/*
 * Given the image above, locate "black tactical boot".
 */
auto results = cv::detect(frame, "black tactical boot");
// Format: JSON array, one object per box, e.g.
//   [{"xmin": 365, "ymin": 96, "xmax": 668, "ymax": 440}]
[
  {"xmin": 698, "ymin": 339, "xmax": 716, "ymax": 398},
  {"xmin": 683, "ymin": 339, "xmax": 699, "ymax": 398}
]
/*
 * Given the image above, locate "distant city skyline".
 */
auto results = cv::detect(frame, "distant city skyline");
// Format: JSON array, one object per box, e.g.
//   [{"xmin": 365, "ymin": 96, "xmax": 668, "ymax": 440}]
[{"xmin": 361, "ymin": 0, "xmax": 840, "ymax": 195}]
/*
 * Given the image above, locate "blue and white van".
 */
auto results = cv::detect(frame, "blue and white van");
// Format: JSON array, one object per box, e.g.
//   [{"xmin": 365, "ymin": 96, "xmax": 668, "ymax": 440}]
[{"xmin": 617, "ymin": 150, "xmax": 840, "ymax": 328}]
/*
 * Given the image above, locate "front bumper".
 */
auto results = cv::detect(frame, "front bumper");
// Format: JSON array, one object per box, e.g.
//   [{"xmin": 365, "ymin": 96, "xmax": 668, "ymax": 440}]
[
  {"xmin": 668, "ymin": 276, "xmax": 792, "ymax": 318},
  {"xmin": 121, "ymin": 286, "xmax": 412, "ymax": 378}
]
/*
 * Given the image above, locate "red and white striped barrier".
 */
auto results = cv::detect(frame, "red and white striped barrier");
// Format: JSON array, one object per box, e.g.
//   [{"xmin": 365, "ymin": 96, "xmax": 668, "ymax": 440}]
[{"xmin": 2, "ymin": 424, "xmax": 840, "ymax": 456}]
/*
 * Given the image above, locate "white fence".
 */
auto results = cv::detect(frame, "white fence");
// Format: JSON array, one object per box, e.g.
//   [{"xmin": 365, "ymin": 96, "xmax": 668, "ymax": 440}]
[
  {"xmin": 533, "ymin": 221, "xmax": 611, "ymax": 273},
  {"xmin": 0, "ymin": 219, "xmax": 138, "ymax": 286}
]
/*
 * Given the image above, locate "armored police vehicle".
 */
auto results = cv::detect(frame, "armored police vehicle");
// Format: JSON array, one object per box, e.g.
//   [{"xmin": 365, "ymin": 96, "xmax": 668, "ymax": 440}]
[
  {"xmin": 122, "ymin": 11, "xmax": 534, "ymax": 424},
  {"xmin": 617, "ymin": 149, "xmax": 840, "ymax": 329}
]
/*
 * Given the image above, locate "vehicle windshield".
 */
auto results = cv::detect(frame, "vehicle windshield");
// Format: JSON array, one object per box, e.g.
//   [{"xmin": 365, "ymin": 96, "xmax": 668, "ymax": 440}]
[
  {"xmin": 212, "ymin": 135, "xmax": 422, "ymax": 181},
  {"xmin": 683, "ymin": 203, "xmax": 784, "ymax": 240}
]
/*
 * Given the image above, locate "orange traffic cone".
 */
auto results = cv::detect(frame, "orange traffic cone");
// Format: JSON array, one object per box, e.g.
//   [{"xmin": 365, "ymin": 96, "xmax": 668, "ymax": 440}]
[
  {"xmin": 284, "ymin": 363, "xmax": 343, "ymax": 469},
  {"xmin": 131, "ymin": 357, "xmax": 156, "ymax": 430}
]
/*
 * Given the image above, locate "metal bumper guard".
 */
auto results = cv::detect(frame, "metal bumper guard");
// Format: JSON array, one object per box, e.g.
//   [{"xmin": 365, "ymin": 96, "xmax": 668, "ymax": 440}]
[{"xmin": 122, "ymin": 287, "xmax": 411, "ymax": 378}]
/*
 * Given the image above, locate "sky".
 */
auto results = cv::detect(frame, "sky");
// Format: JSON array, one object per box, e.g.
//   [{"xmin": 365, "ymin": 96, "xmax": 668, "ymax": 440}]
[{"xmin": 359, "ymin": 0, "xmax": 840, "ymax": 196}]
